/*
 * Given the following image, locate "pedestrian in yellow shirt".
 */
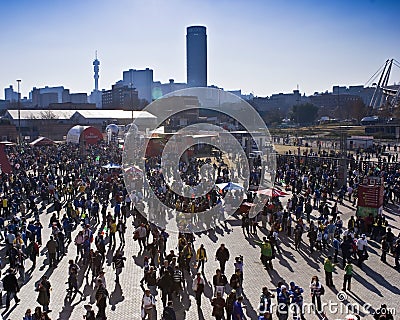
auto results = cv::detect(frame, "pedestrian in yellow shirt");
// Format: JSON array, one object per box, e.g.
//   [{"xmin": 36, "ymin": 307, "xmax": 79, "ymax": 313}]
[{"xmin": 196, "ymin": 244, "xmax": 207, "ymax": 274}]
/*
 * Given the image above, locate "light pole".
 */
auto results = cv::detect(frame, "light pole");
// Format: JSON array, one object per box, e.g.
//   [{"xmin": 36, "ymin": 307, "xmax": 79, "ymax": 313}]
[
  {"xmin": 129, "ymin": 82, "xmax": 134, "ymax": 123},
  {"xmin": 17, "ymin": 79, "xmax": 21, "ymax": 144}
]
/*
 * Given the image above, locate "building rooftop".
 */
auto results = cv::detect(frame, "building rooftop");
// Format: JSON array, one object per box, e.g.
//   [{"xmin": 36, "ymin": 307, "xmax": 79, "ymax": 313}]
[
  {"xmin": 5, "ymin": 109, "xmax": 156, "ymax": 120},
  {"xmin": 6, "ymin": 109, "xmax": 75, "ymax": 120}
]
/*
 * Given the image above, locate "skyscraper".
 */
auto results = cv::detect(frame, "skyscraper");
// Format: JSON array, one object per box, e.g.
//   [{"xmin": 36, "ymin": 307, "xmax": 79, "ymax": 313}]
[{"xmin": 186, "ymin": 26, "xmax": 207, "ymax": 87}]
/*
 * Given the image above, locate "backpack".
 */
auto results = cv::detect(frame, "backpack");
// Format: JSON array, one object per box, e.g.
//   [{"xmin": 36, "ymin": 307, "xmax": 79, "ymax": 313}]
[{"xmin": 320, "ymin": 285, "xmax": 325, "ymax": 295}]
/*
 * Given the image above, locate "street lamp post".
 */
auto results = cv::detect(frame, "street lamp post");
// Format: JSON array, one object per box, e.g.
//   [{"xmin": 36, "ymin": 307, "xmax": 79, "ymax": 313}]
[
  {"xmin": 129, "ymin": 82, "xmax": 134, "ymax": 123},
  {"xmin": 17, "ymin": 79, "xmax": 21, "ymax": 144}
]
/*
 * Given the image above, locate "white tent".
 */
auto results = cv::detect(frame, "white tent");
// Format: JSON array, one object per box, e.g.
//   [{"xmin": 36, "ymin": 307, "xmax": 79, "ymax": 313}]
[
  {"xmin": 66, "ymin": 125, "xmax": 103, "ymax": 145},
  {"xmin": 66, "ymin": 125, "xmax": 87, "ymax": 144}
]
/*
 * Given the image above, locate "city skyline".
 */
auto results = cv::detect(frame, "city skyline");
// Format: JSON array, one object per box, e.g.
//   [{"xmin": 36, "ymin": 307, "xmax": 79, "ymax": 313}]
[{"xmin": 1, "ymin": 0, "xmax": 400, "ymax": 100}]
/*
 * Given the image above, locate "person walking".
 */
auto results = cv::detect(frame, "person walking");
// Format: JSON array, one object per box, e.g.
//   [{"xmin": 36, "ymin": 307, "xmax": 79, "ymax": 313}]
[
  {"xmin": 340, "ymin": 235, "xmax": 353, "ymax": 269},
  {"xmin": 46, "ymin": 236, "xmax": 58, "ymax": 268},
  {"xmin": 109, "ymin": 219, "xmax": 117, "ymax": 248},
  {"xmin": 196, "ymin": 244, "xmax": 207, "ymax": 274},
  {"xmin": 95, "ymin": 279, "xmax": 109, "ymax": 320},
  {"xmin": 67, "ymin": 264, "xmax": 84, "ymax": 298},
  {"xmin": 157, "ymin": 268, "xmax": 174, "ymax": 308},
  {"xmin": 277, "ymin": 285, "xmax": 290, "ymax": 320},
  {"xmin": 36, "ymin": 275, "xmax": 51, "ymax": 312},
  {"xmin": 2, "ymin": 268, "xmax": 20, "ymax": 309},
  {"xmin": 254, "ymin": 237, "xmax": 274, "ymax": 270},
  {"xmin": 142, "ymin": 267, "xmax": 158, "ymax": 296},
  {"xmin": 232, "ymin": 295, "xmax": 246, "ymax": 320},
  {"xmin": 211, "ymin": 291, "xmax": 226, "ymax": 320},
  {"xmin": 324, "ymin": 256, "xmax": 335, "ymax": 287},
  {"xmin": 134, "ymin": 223, "xmax": 147, "ymax": 253},
  {"xmin": 272, "ymin": 229, "xmax": 282, "ymax": 254},
  {"xmin": 342, "ymin": 261, "xmax": 353, "ymax": 292},
  {"xmin": 141, "ymin": 289, "xmax": 156, "ymax": 320},
  {"xmin": 226, "ymin": 290, "xmax": 236, "ymax": 320},
  {"xmin": 192, "ymin": 272, "xmax": 205, "ymax": 308},
  {"xmin": 215, "ymin": 244, "xmax": 230, "ymax": 274},
  {"xmin": 259, "ymin": 286, "xmax": 274, "ymax": 315},
  {"xmin": 310, "ymin": 275, "xmax": 323, "ymax": 314},
  {"xmin": 112, "ymin": 250, "xmax": 126, "ymax": 283},
  {"xmin": 116, "ymin": 219, "xmax": 126, "ymax": 245},
  {"xmin": 162, "ymin": 301, "xmax": 176, "ymax": 320},
  {"xmin": 333, "ymin": 235, "xmax": 341, "ymax": 263},
  {"xmin": 23, "ymin": 308, "xmax": 33, "ymax": 320},
  {"xmin": 394, "ymin": 239, "xmax": 400, "ymax": 270},
  {"xmin": 308, "ymin": 226, "xmax": 317, "ymax": 253},
  {"xmin": 74, "ymin": 230, "xmax": 85, "ymax": 261},
  {"xmin": 381, "ymin": 235, "xmax": 389, "ymax": 263},
  {"xmin": 213, "ymin": 269, "xmax": 228, "ymax": 297},
  {"xmin": 356, "ymin": 234, "xmax": 368, "ymax": 268}
]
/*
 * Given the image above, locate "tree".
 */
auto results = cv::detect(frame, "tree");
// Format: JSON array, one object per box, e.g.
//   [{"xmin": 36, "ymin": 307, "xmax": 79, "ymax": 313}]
[
  {"xmin": 260, "ymin": 108, "xmax": 285, "ymax": 126},
  {"xmin": 348, "ymin": 100, "xmax": 368, "ymax": 123},
  {"xmin": 40, "ymin": 110, "xmax": 57, "ymax": 119},
  {"xmin": 291, "ymin": 103, "xmax": 319, "ymax": 125}
]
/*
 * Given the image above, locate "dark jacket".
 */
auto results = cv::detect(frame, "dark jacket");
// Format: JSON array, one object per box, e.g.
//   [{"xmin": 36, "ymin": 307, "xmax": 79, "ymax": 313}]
[
  {"xmin": 3, "ymin": 272, "xmax": 19, "ymax": 292},
  {"xmin": 216, "ymin": 247, "xmax": 230, "ymax": 262},
  {"xmin": 213, "ymin": 274, "xmax": 228, "ymax": 286}
]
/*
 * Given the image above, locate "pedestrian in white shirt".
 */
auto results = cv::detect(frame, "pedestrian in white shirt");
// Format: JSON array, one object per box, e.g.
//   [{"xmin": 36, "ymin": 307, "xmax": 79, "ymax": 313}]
[
  {"xmin": 356, "ymin": 234, "xmax": 368, "ymax": 267},
  {"xmin": 141, "ymin": 289, "xmax": 156, "ymax": 319}
]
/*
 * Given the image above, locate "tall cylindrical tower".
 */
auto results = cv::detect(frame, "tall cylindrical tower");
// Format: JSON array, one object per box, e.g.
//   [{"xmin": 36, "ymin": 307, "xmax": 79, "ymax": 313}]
[{"xmin": 186, "ymin": 26, "xmax": 207, "ymax": 87}]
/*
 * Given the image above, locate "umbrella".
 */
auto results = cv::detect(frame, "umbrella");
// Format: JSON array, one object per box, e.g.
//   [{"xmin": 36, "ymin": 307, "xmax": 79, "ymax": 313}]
[
  {"xmin": 256, "ymin": 187, "xmax": 288, "ymax": 197},
  {"xmin": 216, "ymin": 182, "xmax": 244, "ymax": 191},
  {"xmin": 101, "ymin": 163, "xmax": 121, "ymax": 169}
]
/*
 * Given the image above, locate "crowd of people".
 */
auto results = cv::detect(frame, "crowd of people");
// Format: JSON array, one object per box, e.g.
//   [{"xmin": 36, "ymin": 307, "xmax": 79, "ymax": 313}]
[{"xmin": 0, "ymin": 139, "xmax": 398, "ymax": 320}]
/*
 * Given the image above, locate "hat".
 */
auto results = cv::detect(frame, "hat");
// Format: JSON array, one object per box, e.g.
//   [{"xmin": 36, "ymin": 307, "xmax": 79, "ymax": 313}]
[
  {"xmin": 361, "ymin": 234, "xmax": 366, "ymax": 238},
  {"xmin": 281, "ymin": 285, "xmax": 287, "ymax": 290},
  {"xmin": 290, "ymin": 281, "xmax": 295, "ymax": 287}
]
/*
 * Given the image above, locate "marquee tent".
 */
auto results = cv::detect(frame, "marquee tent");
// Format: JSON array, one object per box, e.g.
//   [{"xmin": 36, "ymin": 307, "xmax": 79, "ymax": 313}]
[{"xmin": 66, "ymin": 125, "xmax": 103, "ymax": 145}]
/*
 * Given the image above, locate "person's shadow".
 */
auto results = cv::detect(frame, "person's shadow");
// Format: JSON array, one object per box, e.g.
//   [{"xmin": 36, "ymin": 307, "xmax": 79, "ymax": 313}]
[{"xmin": 109, "ymin": 282, "xmax": 124, "ymax": 311}]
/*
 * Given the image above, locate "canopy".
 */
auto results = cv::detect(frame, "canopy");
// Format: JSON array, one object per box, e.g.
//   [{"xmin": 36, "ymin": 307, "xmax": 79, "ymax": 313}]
[
  {"xmin": 216, "ymin": 182, "xmax": 244, "ymax": 191},
  {"xmin": 29, "ymin": 136, "xmax": 55, "ymax": 146},
  {"xmin": 256, "ymin": 187, "xmax": 288, "ymax": 197},
  {"xmin": 0, "ymin": 141, "xmax": 15, "ymax": 146},
  {"xmin": 102, "ymin": 163, "xmax": 121, "ymax": 169},
  {"xmin": 66, "ymin": 125, "xmax": 102, "ymax": 145}
]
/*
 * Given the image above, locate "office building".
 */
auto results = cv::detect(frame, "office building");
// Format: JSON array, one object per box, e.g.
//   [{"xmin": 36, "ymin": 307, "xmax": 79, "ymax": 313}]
[
  {"xmin": 122, "ymin": 68, "xmax": 153, "ymax": 103},
  {"xmin": 186, "ymin": 26, "xmax": 207, "ymax": 87},
  {"xmin": 101, "ymin": 84, "xmax": 139, "ymax": 110},
  {"xmin": 4, "ymin": 85, "xmax": 19, "ymax": 102},
  {"xmin": 31, "ymin": 86, "xmax": 88, "ymax": 108}
]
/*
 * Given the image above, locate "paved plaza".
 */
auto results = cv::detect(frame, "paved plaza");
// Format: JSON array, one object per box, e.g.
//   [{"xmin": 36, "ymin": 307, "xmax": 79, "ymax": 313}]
[{"xmin": 1, "ymin": 192, "xmax": 399, "ymax": 320}]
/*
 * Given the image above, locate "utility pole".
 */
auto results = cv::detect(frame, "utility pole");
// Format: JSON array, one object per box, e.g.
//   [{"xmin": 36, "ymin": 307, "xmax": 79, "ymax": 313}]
[{"xmin": 17, "ymin": 79, "xmax": 21, "ymax": 144}]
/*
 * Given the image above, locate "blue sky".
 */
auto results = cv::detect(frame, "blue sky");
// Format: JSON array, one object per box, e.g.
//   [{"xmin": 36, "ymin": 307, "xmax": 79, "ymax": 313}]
[{"xmin": 1, "ymin": 0, "xmax": 399, "ymax": 99}]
